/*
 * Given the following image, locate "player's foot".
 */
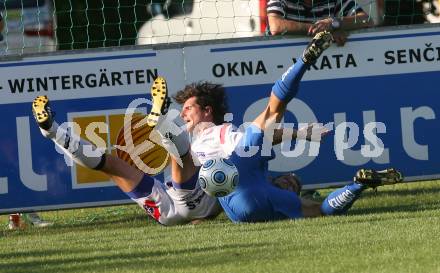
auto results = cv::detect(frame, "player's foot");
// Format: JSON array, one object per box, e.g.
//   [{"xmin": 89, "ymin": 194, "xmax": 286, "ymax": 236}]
[
  {"xmin": 32, "ymin": 95, "xmax": 53, "ymax": 130},
  {"xmin": 302, "ymin": 31, "xmax": 333, "ymax": 64},
  {"xmin": 147, "ymin": 76, "xmax": 171, "ymax": 127},
  {"xmin": 354, "ymin": 168, "xmax": 404, "ymax": 188}
]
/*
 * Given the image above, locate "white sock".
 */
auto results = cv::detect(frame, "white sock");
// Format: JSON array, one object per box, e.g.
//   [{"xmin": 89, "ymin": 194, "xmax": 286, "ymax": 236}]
[
  {"xmin": 153, "ymin": 108, "xmax": 190, "ymax": 157},
  {"xmin": 40, "ymin": 121, "xmax": 106, "ymax": 169},
  {"xmin": 39, "ymin": 122, "xmax": 58, "ymax": 139}
]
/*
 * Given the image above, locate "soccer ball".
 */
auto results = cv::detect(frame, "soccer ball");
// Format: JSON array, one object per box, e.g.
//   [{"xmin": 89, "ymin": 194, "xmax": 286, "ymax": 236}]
[{"xmin": 198, "ymin": 158, "xmax": 239, "ymax": 197}]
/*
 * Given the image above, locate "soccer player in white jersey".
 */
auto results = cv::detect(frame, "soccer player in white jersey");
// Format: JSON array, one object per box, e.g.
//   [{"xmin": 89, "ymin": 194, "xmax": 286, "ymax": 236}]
[
  {"xmin": 32, "ymin": 31, "xmax": 403, "ymax": 224},
  {"xmin": 154, "ymin": 31, "xmax": 404, "ymax": 222},
  {"xmin": 32, "ymin": 77, "xmax": 222, "ymax": 226}
]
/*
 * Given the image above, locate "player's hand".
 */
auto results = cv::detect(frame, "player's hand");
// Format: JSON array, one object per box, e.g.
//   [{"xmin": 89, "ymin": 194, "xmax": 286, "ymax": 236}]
[
  {"xmin": 271, "ymin": 173, "xmax": 302, "ymax": 194},
  {"xmin": 308, "ymin": 18, "xmax": 332, "ymax": 35}
]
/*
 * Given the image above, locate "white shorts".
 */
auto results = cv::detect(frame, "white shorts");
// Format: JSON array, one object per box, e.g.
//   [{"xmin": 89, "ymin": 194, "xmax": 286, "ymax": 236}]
[{"xmin": 130, "ymin": 179, "xmax": 222, "ymax": 226}]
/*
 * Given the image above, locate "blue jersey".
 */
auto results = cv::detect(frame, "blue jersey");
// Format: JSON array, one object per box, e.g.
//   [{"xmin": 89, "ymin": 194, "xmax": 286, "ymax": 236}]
[{"xmin": 218, "ymin": 125, "xmax": 303, "ymax": 222}]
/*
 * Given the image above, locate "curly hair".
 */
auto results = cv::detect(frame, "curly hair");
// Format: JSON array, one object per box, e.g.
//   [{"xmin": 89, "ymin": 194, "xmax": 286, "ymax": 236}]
[{"xmin": 173, "ymin": 82, "xmax": 229, "ymax": 125}]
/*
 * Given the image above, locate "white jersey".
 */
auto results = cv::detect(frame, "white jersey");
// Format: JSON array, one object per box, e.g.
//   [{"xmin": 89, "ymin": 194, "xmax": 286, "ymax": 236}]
[
  {"xmin": 130, "ymin": 124, "xmax": 241, "ymax": 225},
  {"xmin": 190, "ymin": 124, "xmax": 243, "ymax": 164},
  {"xmin": 131, "ymin": 178, "xmax": 222, "ymax": 226}
]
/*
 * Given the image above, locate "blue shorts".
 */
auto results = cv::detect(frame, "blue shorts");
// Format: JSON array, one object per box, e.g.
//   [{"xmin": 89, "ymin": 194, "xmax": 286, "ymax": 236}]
[{"xmin": 219, "ymin": 125, "xmax": 303, "ymax": 222}]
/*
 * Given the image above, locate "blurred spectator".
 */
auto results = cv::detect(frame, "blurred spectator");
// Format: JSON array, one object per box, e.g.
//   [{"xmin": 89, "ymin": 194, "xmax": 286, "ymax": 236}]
[
  {"xmin": 22, "ymin": 1, "xmax": 54, "ymax": 39},
  {"xmin": 266, "ymin": 0, "xmax": 373, "ymax": 46},
  {"xmin": 0, "ymin": 0, "xmax": 55, "ymax": 55}
]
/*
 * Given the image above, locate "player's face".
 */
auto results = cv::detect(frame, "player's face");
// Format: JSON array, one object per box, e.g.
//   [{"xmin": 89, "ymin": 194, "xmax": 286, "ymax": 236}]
[{"xmin": 180, "ymin": 96, "xmax": 213, "ymax": 132}]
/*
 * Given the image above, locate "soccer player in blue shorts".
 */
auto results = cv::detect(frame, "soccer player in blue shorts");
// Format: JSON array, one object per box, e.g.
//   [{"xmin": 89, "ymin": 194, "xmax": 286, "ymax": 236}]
[{"xmin": 153, "ymin": 31, "xmax": 404, "ymax": 222}]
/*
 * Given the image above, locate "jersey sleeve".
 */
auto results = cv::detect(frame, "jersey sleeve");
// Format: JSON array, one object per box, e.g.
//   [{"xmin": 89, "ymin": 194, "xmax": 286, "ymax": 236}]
[
  {"xmin": 220, "ymin": 124, "xmax": 243, "ymax": 156},
  {"xmin": 266, "ymin": 0, "xmax": 286, "ymax": 17}
]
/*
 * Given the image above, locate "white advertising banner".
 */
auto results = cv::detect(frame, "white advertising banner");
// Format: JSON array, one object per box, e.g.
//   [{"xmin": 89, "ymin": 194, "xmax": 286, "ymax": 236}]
[{"xmin": 0, "ymin": 25, "xmax": 439, "ymax": 212}]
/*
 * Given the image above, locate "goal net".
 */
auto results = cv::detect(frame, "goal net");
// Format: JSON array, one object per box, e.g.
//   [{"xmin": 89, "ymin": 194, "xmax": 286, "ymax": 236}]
[{"xmin": 0, "ymin": 0, "xmax": 438, "ymax": 56}]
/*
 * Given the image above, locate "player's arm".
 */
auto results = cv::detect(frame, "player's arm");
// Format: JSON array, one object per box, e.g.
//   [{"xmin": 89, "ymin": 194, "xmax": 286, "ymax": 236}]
[
  {"xmin": 309, "ymin": 5, "xmax": 373, "ymax": 46},
  {"xmin": 268, "ymin": 14, "xmax": 313, "ymax": 35},
  {"xmin": 266, "ymin": 0, "xmax": 313, "ymax": 36},
  {"xmin": 309, "ymin": 12, "xmax": 372, "ymax": 35}
]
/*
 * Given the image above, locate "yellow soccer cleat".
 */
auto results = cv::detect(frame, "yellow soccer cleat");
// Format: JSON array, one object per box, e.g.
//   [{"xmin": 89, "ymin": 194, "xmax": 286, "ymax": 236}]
[
  {"xmin": 354, "ymin": 168, "xmax": 404, "ymax": 188},
  {"xmin": 302, "ymin": 31, "xmax": 333, "ymax": 64},
  {"xmin": 147, "ymin": 76, "xmax": 171, "ymax": 127},
  {"xmin": 32, "ymin": 95, "xmax": 53, "ymax": 130}
]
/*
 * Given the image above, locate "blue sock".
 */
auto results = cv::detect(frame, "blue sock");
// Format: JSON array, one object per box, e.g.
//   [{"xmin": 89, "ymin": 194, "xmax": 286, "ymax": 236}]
[
  {"xmin": 272, "ymin": 58, "xmax": 309, "ymax": 102},
  {"xmin": 320, "ymin": 183, "xmax": 366, "ymax": 215},
  {"xmin": 125, "ymin": 175, "xmax": 155, "ymax": 199},
  {"xmin": 171, "ymin": 172, "xmax": 198, "ymax": 190}
]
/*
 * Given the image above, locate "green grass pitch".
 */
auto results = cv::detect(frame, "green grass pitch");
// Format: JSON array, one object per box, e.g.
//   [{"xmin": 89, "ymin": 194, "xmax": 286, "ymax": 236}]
[{"xmin": 1, "ymin": 180, "xmax": 440, "ymax": 273}]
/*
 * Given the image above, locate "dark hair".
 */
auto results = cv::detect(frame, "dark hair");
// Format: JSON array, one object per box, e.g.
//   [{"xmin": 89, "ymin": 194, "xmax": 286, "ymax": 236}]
[{"xmin": 173, "ymin": 82, "xmax": 228, "ymax": 125}]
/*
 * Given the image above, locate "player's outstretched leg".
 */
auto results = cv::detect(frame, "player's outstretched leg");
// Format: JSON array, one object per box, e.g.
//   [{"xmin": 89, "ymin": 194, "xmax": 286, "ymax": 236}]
[
  {"xmin": 146, "ymin": 77, "xmax": 190, "ymax": 161},
  {"xmin": 147, "ymin": 76, "xmax": 171, "ymax": 128},
  {"xmin": 354, "ymin": 168, "xmax": 404, "ymax": 188},
  {"xmin": 301, "ymin": 31, "xmax": 333, "ymax": 64},
  {"xmin": 320, "ymin": 168, "xmax": 403, "ymax": 216},
  {"xmin": 320, "ymin": 181, "xmax": 365, "ymax": 216},
  {"xmin": 32, "ymin": 95, "xmax": 106, "ymax": 170},
  {"xmin": 145, "ymin": 77, "xmax": 197, "ymax": 185},
  {"xmin": 272, "ymin": 31, "xmax": 333, "ymax": 104},
  {"xmin": 33, "ymin": 96, "xmax": 176, "ymax": 224}
]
